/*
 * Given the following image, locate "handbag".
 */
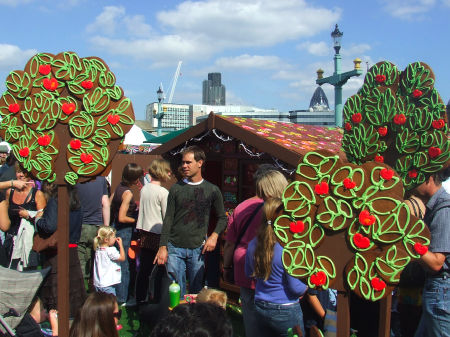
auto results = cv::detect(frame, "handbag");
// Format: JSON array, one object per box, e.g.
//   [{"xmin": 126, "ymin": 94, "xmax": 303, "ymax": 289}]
[
  {"xmin": 32, "ymin": 231, "xmax": 57, "ymax": 252},
  {"xmin": 224, "ymin": 202, "xmax": 264, "ymax": 283}
]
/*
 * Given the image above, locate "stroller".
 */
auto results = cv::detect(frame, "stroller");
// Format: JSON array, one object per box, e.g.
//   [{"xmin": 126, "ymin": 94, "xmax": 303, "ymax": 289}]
[{"xmin": 0, "ymin": 266, "xmax": 49, "ymax": 336}]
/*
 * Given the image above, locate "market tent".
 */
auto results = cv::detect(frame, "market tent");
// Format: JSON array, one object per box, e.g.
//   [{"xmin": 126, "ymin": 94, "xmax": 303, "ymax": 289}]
[{"xmin": 124, "ymin": 124, "xmax": 154, "ymax": 145}]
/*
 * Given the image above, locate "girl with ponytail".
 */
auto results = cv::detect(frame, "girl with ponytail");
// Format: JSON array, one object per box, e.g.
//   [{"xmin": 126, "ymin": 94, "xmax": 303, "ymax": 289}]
[{"xmin": 245, "ymin": 197, "xmax": 307, "ymax": 337}]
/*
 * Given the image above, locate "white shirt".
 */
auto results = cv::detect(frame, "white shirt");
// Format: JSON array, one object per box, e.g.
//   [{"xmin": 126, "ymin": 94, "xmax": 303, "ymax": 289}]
[
  {"xmin": 136, "ymin": 183, "xmax": 169, "ymax": 234},
  {"xmin": 93, "ymin": 246, "xmax": 121, "ymax": 288}
]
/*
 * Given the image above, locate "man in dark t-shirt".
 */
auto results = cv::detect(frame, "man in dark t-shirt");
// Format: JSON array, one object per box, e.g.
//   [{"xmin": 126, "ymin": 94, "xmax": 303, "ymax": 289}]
[
  {"xmin": 76, "ymin": 176, "xmax": 110, "ymax": 282},
  {"xmin": 155, "ymin": 146, "xmax": 227, "ymax": 296}
]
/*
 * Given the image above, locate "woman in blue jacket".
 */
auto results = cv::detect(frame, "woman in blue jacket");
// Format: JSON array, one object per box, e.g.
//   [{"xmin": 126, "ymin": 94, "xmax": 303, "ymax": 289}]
[{"xmin": 245, "ymin": 197, "xmax": 307, "ymax": 337}]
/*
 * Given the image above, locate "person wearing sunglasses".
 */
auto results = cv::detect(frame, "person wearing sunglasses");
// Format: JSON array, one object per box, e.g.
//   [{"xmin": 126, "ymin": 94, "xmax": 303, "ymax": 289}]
[{"xmin": 69, "ymin": 292, "xmax": 120, "ymax": 337}]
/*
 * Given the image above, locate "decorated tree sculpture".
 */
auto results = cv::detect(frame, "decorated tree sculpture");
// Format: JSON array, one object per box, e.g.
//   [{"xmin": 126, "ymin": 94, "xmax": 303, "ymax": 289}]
[
  {"xmin": 341, "ymin": 61, "xmax": 449, "ymax": 190},
  {"xmin": 0, "ymin": 51, "xmax": 134, "ymax": 185},
  {"xmin": 274, "ymin": 150, "xmax": 430, "ymax": 301}
]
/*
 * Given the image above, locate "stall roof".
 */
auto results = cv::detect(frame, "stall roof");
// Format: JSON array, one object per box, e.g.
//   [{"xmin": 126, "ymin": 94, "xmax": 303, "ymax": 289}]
[
  {"xmin": 150, "ymin": 113, "xmax": 344, "ymax": 167},
  {"xmin": 144, "ymin": 127, "xmax": 190, "ymax": 144}
]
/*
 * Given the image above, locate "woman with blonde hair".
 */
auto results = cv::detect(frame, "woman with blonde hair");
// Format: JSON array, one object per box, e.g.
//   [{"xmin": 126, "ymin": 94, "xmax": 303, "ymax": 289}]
[
  {"xmin": 245, "ymin": 197, "xmax": 307, "ymax": 337},
  {"xmin": 223, "ymin": 167, "xmax": 288, "ymax": 337},
  {"xmin": 135, "ymin": 158, "xmax": 172, "ymax": 303}
]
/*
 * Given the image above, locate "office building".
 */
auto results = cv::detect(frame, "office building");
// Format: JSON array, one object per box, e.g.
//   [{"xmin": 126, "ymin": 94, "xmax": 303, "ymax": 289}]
[
  {"xmin": 289, "ymin": 86, "xmax": 335, "ymax": 125},
  {"xmin": 202, "ymin": 73, "xmax": 226, "ymax": 105}
]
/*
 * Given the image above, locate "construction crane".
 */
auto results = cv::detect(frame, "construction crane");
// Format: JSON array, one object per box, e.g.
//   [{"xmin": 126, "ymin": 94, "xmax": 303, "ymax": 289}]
[{"xmin": 167, "ymin": 61, "xmax": 182, "ymax": 103}]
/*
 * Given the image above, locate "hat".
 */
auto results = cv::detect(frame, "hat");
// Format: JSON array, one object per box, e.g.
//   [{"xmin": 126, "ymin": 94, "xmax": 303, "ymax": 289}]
[
  {"xmin": 128, "ymin": 240, "xmax": 140, "ymax": 259},
  {"xmin": 0, "ymin": 141, "xmax": 11, "ymax": 154}
]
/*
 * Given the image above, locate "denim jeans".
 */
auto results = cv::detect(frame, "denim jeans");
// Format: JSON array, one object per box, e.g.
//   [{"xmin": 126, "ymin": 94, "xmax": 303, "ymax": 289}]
[
  {"xmin": 255, "ymin": 300, "xmax": 305, "ymax": 337},
  {"xmin": 414, "ymin": 275, "xmax": 450, "ymax": 337},
  {"xmin": 115, "ymin": 226, "xmax": 133, "ymax": 303},
  {"xmin": 95, "ymin": 285, "xmax": 116, "ymax": 296},
  {"xmin": 166, "ymin": 242, "xmax": 204, "ymax": 297},
  {"xmin": 240, "ymin": 287, "xmax": 264, "ymax": 337}
]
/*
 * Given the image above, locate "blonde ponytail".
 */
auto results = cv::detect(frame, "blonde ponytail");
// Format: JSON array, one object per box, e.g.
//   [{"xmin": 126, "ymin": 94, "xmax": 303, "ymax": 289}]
[{"xmin": 93, "ymin": 226, "xmax": 116, "ymax": 251}]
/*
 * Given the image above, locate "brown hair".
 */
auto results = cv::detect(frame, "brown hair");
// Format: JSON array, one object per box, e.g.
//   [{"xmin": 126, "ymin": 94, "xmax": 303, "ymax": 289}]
[
  {"xmin": 181, "ymin": 145, "xmax": 206, "ymax": 163},
  {"xmin": 69, "ymin": 292, "xmax": 119, "ymax": 337},
  {"xmin": 252, "ymin": 197, "xmax": 284, "ymax": 281},
  {"xmin": 148, "ymin": 158, "xmax": 172, "ymax": 182},
  {"xmin": 121, "ymin": 163, "xmax": 143, "ymax": 186}
]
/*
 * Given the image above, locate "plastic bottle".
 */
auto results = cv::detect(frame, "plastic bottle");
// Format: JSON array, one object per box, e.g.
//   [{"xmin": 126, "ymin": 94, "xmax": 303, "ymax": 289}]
[{"xmin": 169, "ymin": 281, "xmax": 181, "ymax": 308}]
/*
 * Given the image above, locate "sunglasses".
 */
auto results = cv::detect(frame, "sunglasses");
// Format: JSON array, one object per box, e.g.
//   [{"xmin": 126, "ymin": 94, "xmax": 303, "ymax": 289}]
[{"xmin": 113, "ymin": 309, "xmax": 122, "ymax": 320}]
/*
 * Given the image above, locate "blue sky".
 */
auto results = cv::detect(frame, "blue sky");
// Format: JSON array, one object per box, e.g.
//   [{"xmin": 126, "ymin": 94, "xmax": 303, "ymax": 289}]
[{"xmin": 0, "ymin": 0, "xmax": 449, "ymax": 121}]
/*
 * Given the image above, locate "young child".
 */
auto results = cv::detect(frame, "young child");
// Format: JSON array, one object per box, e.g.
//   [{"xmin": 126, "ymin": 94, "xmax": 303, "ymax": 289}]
[
  {"xmin": 93, "ymin": 226, "xmax": 125, "ymax": 295},
  {"xmin": 196, "ymin": 287, "xmax": 227, "ymax": 310}
]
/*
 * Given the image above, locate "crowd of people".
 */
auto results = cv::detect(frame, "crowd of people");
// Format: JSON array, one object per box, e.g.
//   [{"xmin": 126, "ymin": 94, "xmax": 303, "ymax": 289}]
[{"xmin": 0, "ymin": 143, "xmax": 449, "ymax": 337}]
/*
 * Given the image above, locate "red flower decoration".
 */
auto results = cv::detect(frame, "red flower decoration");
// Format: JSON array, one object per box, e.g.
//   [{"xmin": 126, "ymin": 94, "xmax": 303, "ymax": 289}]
[
  {"xmin": 62, "ymin": 103, "xmax": 76, "ymax": 115},
  {"xmin": 8, "ymin": 103, "xmax": 20, "ymax": 113},
  {"xmin": 408, "ymin": 169, "xmax": 418, "ymax": 178},
  {"xmin": 344, "ymin": 122, "xmax": 352, "ymax": 131},
  {"xmin": 412, "ymin": 89, "xmax": 423, "ymax": 98},
  {"xmin": 413, "ymin": 242, "xmax": 428, "ymax": 255},
  {"xmin": 374, "ymin": 155, "xmax": 384, "ymax": 163},
  {"xmin": 380, "ymin": 168, "xmax": 394, "ymax": 180},
  {"xmin": 359, "ymin": 210, "xmax": 376, "ymax": 227},
  {"xmin": 19, "ymin": 147, "xmax": 30, "ymax": 157},
  {"xmin": 378, "ymin": 126, "xmax": 387, "ymax": 137},
  {"xmin": 70, "ymin": 139, "xmax": 82, "ymax": 150},
  {"xmin": 38, "ymin": 64, "xmax": 51, "ymax": 75},
  {"xmin": 375, "ymin": 74, "xmax": 386, "ymax": 83},
  {"xmin": 314, "ymin": 181, "xmax": 329, "ymax": 195},
  {"xmin": 310, "ymin": 271, "xmax": 327, "ymax": 287},
  {"xmin": 37, "ymin": 135, "xmax": 51, "ymax": 147},
  {"xmin": 107, "ymin": 114, "xmax": 120, "ymax": 125},
  {"xmin": 80, "ymin": 153, "xmax": 93, "ymax": 164},
  {"xmin": 371, "ymin": 277, "xmax": 386, "ymax": 291},
  {"xmin": 81, "ymin": 80, "xmax": 93, "ymax": 89},
  {"xmin": 353, "ymin": 233, "xmax": 371, "ymax": 249},
  {"xmin": 43, "ymin": 78, "xmax": 58, "ymax": 91},
  {"xmin": 289, "ymin": 220, "xmax": 305, "ymax": 234},
  {"xmin": 351, "ymin": 113, "xmax": 362, "ymax": 123},
  {"xmin": 428, "ymin": 147, "xmax": 441, "ymax": 159},
  {"xmin": 343, "ymin": 178, "xmax": 356, "ymax": 189},
  {"xmin": 432, "ymin": 119, "xmax": 445, "ymax": 129},
  {"xmin": 393, "ymin": 114, "xmax": 406, "ymax": 125}
]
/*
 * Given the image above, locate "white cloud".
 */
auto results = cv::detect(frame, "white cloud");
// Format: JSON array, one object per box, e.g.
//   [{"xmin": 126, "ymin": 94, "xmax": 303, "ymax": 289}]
[
  {"xmin": 297, "ymin": 41, "xmax": 330, "ymax": 56},
  {"xmin": 87, "ymin": 1, "xmax": 341, "ymax": 64},
  {"xmin": 215, "ymin": 54, "xmax": 283, "ymax": 70},
  {"xmin": 0, "ymin": 44, "xmax": 37, "ymax": 71},
  {"xmin": 341, "ymin": 44, "xmax": 371, "ymax": 57},
  {"xmin": 86, "ymin": 6, "xmax": 126, "ymax": 35},
  {"xmin": 380, "ymin": 0, "xmax": 436, "ymax": 19},
  {"xmin": 123, "ymin": 15, "xmax": 152, "ymax": 38},
  {"xmin": 158, "ymin": 0, "xmax": 341, "ymax": 48},
  {"xmin": 442, "ymin": 0, "xmax": 450, "ymax": 6}
]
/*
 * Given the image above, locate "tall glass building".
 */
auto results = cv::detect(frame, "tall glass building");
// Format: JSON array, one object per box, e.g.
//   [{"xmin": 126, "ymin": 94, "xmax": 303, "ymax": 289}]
[{"xmin": 202, "ymin": 73, "xmax": 226, "ymax": 105}]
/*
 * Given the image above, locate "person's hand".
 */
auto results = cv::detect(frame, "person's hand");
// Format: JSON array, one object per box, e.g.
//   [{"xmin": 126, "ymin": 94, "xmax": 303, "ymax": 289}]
[
  {"xmin": 18, "ymin": 208, "xmax": 29, "ymax": 219},
  {"xmin": 154, "ymin": 246, "xmax": 168, "ymax": 265},
  {"xmin": 202, "ymin": 233, "xmax": 218, "ymax": 254},
  {"xmin": 48, "ymin": 309, "xmax": 58, "ymax": 336},
  {"xmin": 12, "ymin": 180, "xmax": 29, "ymax": 190},
  {"xmin": 116, "ymin": 237, "xmax": 123, "ymax": 245}
]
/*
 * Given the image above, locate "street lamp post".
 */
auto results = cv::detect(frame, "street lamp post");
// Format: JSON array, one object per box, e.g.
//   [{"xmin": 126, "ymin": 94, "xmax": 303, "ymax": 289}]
[
  {"xmin": 155, "ymin": 84, "xmax": 165, "ymax": 136},
  {"xmin": 316, "ymin": 24, "xmax": 363, "ymax": 127}
]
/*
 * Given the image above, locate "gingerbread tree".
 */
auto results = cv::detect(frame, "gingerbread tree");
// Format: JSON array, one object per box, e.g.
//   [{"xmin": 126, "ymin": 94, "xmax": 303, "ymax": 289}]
[
  {"xmin": 273, "ymin": 150, "xmax": 430, "ymax": 301},
  {"xmin": 341, "ymin": 61, "xmax": 449, "ymax": 190},
  {"xmin": 0, "ymin": 51, "xmax": 134, "ymax": 185}
]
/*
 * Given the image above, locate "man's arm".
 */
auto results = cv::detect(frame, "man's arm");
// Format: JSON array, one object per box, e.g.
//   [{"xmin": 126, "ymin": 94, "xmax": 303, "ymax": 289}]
[
  {"xmin": 102, "ymin": 194, "xmax": 110, "ymax": 226},
  {"xmin": 202, "ymin": 186, "xmax": 227, "ymax": 253},
  {"xmin": 420, "ymin": 251, "xmax": 446, "ymax": 273}
]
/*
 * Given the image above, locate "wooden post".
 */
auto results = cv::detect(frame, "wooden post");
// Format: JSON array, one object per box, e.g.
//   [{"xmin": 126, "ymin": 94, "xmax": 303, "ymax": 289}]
[
  {"xmin": 337, "ymin": 291, "xmax": 350, "ymax": 337},
  {"xmin": 378, "ymin": 292, "xmax": 392, "ymax": 337},
  {"xmin": 57, "ymin": 184, "xmax": 69, "ymax": 337}
]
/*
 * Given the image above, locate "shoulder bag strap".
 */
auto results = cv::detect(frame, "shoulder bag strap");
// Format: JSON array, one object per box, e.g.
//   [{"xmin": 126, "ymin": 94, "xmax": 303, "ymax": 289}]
[{"xmin": 234, "ymin": 202, "xmax": 264, "ymax": 249}]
